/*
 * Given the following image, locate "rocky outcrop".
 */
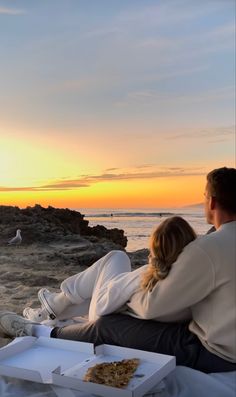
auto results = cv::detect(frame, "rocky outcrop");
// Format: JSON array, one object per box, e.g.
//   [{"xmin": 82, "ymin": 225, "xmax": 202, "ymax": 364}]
[
  {"xmin": 128, "ymin": 248, "xmax": 149, "ymax": 268},
  {"xmin": 0, "ymin": 205, "xmax": 127, "ymax": 248}
]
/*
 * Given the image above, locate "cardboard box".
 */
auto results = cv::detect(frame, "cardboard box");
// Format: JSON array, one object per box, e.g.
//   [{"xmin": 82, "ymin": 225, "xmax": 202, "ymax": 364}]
[{"xmin": 0, "ymin": 337, "xmax": 175, "ymax": 397}]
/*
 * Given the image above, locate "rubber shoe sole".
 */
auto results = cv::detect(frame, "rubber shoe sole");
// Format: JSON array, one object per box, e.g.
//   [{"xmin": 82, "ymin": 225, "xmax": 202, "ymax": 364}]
[{"xmin": 38, "ymin": 288, "xmax": 57, "ymax": 320}]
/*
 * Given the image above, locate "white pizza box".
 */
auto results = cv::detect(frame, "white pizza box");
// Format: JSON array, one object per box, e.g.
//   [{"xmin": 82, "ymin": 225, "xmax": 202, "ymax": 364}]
[
  {"xmin": 0, "ymin": 336, "xmax": 175, "ymax": 397},
  {"xmin": 0, "ymin": 336, "xmax": 94, "ymax": 383},
  {"xmin": 53, "ymin": 343, "xmax": 175, "ymax": 397}
]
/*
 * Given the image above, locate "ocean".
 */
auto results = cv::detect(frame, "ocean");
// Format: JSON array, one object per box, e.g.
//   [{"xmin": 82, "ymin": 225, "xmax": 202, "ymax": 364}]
[{"xmin": 78, "ymin": 207, "xmax": 210, "ymax": 252}]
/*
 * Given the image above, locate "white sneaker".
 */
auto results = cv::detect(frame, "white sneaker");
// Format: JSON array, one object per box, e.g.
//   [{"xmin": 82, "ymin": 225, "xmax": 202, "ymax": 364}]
[
  {"xmin": 0, "ymin": 311, "xmax": 36, "ymax": 337},
  {"xmin": 38, "ymin": 288, "xmax": 71, "ymax": 320},
  {"xmin": 23, "ymin": 307, "xmax": 48, "ymax": 323},
  {"xmin": 38, "ymin": 288, "xmax": 57, "ymax": 320}
]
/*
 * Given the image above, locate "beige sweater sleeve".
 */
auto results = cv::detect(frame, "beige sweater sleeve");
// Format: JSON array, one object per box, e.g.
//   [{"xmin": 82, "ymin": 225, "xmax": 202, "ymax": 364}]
[{"xmin": 126, "ymin": 241, "xmax": 215, "ymax": 321}]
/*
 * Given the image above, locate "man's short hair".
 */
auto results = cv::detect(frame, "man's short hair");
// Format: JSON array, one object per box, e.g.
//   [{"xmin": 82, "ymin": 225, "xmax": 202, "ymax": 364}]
[{"xmin": 207, "ymin": 167, "xmax": 236, "ymax": 213}]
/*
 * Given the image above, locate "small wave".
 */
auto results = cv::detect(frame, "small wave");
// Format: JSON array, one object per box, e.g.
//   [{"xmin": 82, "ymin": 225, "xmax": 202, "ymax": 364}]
[{"xmin": 85, "ymin": 212, "xmax": 174, "ymax": 218}]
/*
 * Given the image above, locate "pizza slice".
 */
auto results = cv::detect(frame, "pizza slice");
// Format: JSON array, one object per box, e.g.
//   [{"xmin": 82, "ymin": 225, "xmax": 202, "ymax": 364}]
[{"xmin": 83, "ymin": 358, "xmax": 140, "ymax": 388}]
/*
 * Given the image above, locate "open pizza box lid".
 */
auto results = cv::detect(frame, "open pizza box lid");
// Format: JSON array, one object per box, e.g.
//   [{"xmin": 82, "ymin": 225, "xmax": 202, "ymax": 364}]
[{"xmin": 0, "ymin": 336, "xmax": 175, "ymax": 397}]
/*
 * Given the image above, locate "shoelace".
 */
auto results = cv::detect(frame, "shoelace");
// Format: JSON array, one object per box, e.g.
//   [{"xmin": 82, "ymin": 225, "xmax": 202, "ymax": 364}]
[
  {"xmin": 15, "ymin": 327, "xmax": 27, "ymax": 337},
  {"xmin": 12, "ymin": 319, "xmax": 31, "ymax": 337},
  {"xmin": 24, "ymin": 307, "xmax": 48, "ymax": 322}
]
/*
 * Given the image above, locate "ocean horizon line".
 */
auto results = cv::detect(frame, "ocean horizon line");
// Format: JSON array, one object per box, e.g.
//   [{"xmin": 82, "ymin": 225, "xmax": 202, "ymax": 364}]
[
  {"xmin": 74, "ymin": 203, "xmax": 204, "ymax": 212},
  {"xmin": 78, "ymin": 207, "xmax": 205, "ymax": 219}
]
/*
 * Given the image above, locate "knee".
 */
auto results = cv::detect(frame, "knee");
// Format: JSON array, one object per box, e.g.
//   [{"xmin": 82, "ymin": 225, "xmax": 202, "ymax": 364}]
[
  {"xmin": 109, "ymin": 250, "xmax": 131, "ymax": 268},
  {"xmin": 108, "ymin": 250, "xmax": 129, "ymax": 262}
]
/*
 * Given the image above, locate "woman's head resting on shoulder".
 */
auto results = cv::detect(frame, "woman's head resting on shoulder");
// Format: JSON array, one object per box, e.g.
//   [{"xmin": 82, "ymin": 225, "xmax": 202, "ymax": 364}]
[{"xmin": 141, "ymin": 216, "xmax": 197, "ymax": 291}]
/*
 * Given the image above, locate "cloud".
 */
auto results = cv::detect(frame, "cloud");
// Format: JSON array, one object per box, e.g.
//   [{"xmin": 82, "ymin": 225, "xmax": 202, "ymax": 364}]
[
  {"xmin": 40, "ymin": 182, "xmax": 89, "ymax": 189},
  {"xmin": 0, "ymin": 166, "xmax": 205, "ymax": 192},
  {"xmin": 0, "ymin": 183, "xmax": 89, "ymax": 192},
  {"xmin": 118, "ymin": 1, "xmax": 210, "ymax": 27},
  {"xmin": 116, "ymin": 85, "xmax": 235, "ymax": 108},
  {"xmin": 0, "ymin": 7, "xmax": 25, "ymax": 15},
  {"xmin": 166, "ymin": 125, "xmax": 235, "ymax": 141},
  {"xmin": 137, "ymin": 23, "xmax": 234, "ymax": 49},
  {"xmin": 105, "ymin": 167, "xmax": 119, "ymax": 171}
]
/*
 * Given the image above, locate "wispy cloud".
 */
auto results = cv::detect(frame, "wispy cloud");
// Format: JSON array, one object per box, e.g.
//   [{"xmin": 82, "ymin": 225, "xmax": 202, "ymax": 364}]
[
  {"xmin": 116, "ymin": 86, "xmax": 235, "ymax": 107},
  {"xmin": 0, "ymin": 183, "xmax": 89, "ymax": 192},
  {"xmin": 166, "ymin": 125, "xmax": 235, "ymax": 141},
  {"xmin": 137, "ymin": 22, "xmax": 234, "ymax": 50},
  {"xmin": 0, "ymin": 7, "xmax": 25, "ymax": 15},
  {"xmin": 105, "ymin": 167, "xmax": 119, "ymax": 172},
  {"xmin": 0, "ymin": 166, "xmax": 205, "ymax": 192},
  {"xmin": 118, "ymin": 1, "xmax": 211, "ymax": 27},
  {"xmin": 140, "ymin": 66, "xmax": 209, "ymax": 82}
]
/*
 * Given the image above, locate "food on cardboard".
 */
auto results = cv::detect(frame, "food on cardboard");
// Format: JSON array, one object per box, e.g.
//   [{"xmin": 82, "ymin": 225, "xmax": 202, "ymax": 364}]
[{"xmin": 83, "ymin": 358, "xmax": 140, "ymax": 388}]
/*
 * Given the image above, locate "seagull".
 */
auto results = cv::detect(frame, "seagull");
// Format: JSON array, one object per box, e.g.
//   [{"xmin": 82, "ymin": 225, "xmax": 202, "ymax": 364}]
[{"xmin": 8, "ymin": 229, "xmax": 22, "ymax": 245}]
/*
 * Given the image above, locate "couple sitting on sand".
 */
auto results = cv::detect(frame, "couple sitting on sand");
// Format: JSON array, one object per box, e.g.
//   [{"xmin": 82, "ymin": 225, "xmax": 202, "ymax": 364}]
[{"xmin": 0, "ymin": 167, "xmax": 236, "ymax": 374}]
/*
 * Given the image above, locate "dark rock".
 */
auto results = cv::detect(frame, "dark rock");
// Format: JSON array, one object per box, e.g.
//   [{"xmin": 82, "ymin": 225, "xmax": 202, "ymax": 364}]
[
  {"xmin": 128, "ymin": 248, "xmax": 149, "ymax": 268},
  {"xmin": 85, "ymin": 225, "xmax": 127, "ymax": 248},
  {"xmin": 0, "ymin": 205, "xmax": 127, "ymax": 247}
]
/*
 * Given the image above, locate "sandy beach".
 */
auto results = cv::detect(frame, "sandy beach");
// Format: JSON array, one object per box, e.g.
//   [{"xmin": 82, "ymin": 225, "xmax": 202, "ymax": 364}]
[
  {"xmin": 0, "ymin": 243, "xmax": 148, "ymax": 348},
  {"xmin": 0, "ymin": 242, "xmax": 86, "ymax": 347}
]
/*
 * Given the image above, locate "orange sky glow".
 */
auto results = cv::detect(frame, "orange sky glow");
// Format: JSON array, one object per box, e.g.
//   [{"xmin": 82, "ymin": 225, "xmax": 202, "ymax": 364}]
[
  {"xmin": 0, "ymin": 1, "xmax": 235, "ymax": 209},
  {"xmin": 0, "ymin": 131, "xmax": 232, "ymax": 210}
]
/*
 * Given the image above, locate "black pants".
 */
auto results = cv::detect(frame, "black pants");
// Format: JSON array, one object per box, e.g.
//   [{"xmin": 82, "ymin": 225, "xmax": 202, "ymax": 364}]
[{"xmin": 51, "ymin": 314, "xmax": 236, "ymax": 374}]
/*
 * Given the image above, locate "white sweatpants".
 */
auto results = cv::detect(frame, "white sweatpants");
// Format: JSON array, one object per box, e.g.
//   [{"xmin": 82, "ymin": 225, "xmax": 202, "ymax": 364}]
[{"xmin": 59, "ymin": 250, "xmax": 145, "ymax": 321}]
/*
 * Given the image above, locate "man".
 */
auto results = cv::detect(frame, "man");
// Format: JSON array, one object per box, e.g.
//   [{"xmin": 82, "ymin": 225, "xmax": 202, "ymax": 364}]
[{"xmin": 1, "ymin": 167, "xmax": 236, "ymax": 373}]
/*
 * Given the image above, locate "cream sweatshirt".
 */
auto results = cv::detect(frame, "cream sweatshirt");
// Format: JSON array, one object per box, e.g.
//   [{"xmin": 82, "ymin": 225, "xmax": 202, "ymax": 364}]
[{"xmin": 96, "ymin": 222, "xmax": 236, "ymax": 362}]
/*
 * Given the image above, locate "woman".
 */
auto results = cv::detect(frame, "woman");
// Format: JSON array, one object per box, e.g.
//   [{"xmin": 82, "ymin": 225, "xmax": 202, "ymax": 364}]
[{"xmin": 22, "ymin": 216, "xmax": 197, "ymax": 324}]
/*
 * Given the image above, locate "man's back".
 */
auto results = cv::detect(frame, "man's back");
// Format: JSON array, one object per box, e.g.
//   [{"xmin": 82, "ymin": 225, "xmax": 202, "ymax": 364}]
[
  {"xmin": 189, "ymin": 221, "xmax": 236, "ymax": 361},
  {"xmin": 126, "ymin": 221, "xmax": 236, "ymax": 362}
]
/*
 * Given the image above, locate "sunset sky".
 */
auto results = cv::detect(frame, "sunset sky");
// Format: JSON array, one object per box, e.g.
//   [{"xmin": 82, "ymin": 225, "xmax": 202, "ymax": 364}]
[{"xmin": 0, "ymin": 0, "xmax": 235, "ymax": 209}]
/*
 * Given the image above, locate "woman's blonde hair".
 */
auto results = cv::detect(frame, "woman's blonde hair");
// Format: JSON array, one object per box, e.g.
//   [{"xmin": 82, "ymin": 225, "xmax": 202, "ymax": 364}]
[{"xmin": 141, "ymin": 216, "xmax": 197, "ymax": 291}]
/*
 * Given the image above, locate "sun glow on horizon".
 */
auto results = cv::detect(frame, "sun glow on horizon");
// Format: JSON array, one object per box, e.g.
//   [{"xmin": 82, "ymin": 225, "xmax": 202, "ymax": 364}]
[
  {"xmin": 1, "ymin": 127, "xmax": 234, "ymax": 209},
  {"xmin": 0, "ymin": 172, "xmax": 214, "ymax": 209},
  {"xmin": 0, "ymin": 1, "xmax": 235, "ymax": 209}
]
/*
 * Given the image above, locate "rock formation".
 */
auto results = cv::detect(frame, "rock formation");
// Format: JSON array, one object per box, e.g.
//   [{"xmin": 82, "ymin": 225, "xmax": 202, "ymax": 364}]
[{"xmin": 0, "ymin": 205, "xmax": 127, "ymax": 247}]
